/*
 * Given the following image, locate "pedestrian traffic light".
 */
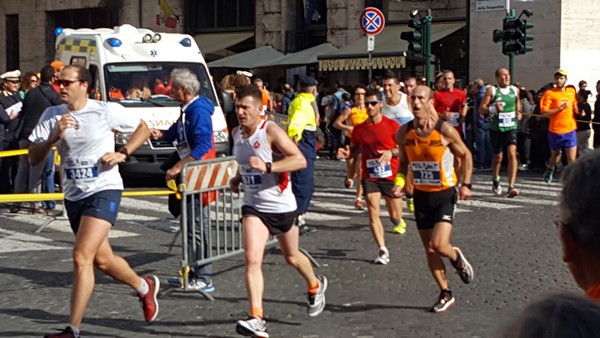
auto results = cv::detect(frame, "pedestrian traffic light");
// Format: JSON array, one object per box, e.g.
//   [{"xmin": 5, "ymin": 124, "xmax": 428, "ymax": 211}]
[{"xmin": 400, "ymin": 18, "xmax": 424, "ymax": 54}]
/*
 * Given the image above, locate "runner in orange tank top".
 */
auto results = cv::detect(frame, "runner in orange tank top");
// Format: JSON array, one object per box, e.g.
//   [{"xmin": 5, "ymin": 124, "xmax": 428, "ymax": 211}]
[
  {"xmin": 393, "ymin": 85, "xmax": 476, "ymax": 313},
  {"xmin": 334, "ymin": 85, "xmax": 368, "ymax": 209}
]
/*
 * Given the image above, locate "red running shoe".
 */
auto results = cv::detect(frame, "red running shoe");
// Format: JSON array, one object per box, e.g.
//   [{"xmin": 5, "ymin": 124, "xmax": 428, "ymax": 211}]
[{"xmin": 138, "ymin": 275, "xmax": 160, "ymax": 322}]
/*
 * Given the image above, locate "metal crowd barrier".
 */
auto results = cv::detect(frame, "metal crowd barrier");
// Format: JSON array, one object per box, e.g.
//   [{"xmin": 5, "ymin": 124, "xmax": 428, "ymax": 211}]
[
  {"xmin": 266, "ymin": 112, "xmax": 289, "ymax": 130},
  {"xmin": 160, "ymin": 156, "xmax": 247, "ymax": 300},
  {"xmin": 161, "ymin": 156, "xmax": 319, "ymax": 300}
]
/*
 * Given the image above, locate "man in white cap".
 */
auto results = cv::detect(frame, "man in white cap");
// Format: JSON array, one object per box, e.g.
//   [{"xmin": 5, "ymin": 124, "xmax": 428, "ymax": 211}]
[{"xmin": 0, "ymin": 69, "xmax": 23, "ymax": 194}]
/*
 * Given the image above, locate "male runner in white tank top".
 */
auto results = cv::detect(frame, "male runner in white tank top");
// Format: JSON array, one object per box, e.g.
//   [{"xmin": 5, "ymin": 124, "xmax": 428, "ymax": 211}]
[{"xmin": 230, "ymin": 85, "xmax": 327, "ymax": 338}]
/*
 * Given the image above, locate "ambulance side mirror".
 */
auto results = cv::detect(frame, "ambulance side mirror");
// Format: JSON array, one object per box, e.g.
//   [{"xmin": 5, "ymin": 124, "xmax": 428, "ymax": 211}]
[{"xmin": 220, "ymin": 91, "xmax": 234, "ymax": 114}]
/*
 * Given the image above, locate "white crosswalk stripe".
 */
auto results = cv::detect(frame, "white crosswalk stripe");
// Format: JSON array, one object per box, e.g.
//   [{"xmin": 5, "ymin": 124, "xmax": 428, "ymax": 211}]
[
  {"xmin": 0, "ymin": 174, "xmax": 561, "ymax": 253},
  {"xmin": 305, "ymin": 176, "xmax": 560, "ymax": 222}
]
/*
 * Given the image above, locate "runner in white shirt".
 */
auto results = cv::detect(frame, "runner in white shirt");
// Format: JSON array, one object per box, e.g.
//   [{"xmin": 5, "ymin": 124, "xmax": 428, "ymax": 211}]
[
  {"xmin": 29, "ymin": 65, "xmax": 159, "ymax": 338},
  {"xmin": 381, "ymin": 74, "xmax": 414, "ymax": 126}
]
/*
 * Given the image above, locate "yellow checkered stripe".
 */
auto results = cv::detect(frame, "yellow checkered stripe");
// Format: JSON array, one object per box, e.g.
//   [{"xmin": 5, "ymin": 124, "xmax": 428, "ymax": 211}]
[{"xmin": 57, "ymin": 38, "xmax": 97, "ymax": 54}]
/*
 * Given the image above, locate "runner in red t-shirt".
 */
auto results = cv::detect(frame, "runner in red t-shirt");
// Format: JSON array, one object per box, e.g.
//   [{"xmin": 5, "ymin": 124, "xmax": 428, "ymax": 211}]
[
  {"xmin": 434, "ymin": 70, "xmax": 468, "ymax": 180},
  {"xmin": 337, "ymin": 88, "xmax": 406, "ymax": 266},
  {"xmin": 434, "ymin": 70, "xmax": 467, "ymax": 137}
]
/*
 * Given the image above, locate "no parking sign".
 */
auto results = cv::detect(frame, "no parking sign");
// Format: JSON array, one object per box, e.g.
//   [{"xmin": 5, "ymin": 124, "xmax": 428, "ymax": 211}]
[{"xmin": 360, "ymin": 7, "xmax": 385, "ymax": 36}]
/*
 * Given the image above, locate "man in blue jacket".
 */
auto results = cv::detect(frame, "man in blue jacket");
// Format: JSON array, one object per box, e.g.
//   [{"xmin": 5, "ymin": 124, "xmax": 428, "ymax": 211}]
[{"xmin": 151, "ymin": 68, "xmax": 216, "ymax": 293}]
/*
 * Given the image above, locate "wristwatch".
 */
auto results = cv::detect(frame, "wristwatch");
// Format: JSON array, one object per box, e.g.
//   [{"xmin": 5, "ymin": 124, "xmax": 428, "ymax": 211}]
[{"xmin": 118, "ymin": 147, "xmax": 130, "ymax": 160}]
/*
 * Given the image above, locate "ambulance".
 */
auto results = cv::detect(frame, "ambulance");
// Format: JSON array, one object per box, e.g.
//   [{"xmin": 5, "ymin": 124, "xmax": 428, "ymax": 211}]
[{"xmin": 54, "ymin": 24, "xmax": 230, "ymax": 176}]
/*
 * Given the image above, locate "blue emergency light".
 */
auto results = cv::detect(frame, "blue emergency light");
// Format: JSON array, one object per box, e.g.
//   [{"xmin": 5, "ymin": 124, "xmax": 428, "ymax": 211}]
[
  {"xmin": 106, "ymin": 38, "xmax": 123, "ymax": 47},
  {"xmin": 180, "ymin": 38, "xmax": 192, "ymax": 47},
  {"xmin": 54, "ymin": 27, "xmax": 63, "ymax": 36}
]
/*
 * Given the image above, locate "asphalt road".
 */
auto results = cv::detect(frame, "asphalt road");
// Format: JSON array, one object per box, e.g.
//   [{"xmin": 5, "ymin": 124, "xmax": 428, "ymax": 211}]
[{"xmin": 0, "ymin": 159, "xmax": 578, "ymax": 337}]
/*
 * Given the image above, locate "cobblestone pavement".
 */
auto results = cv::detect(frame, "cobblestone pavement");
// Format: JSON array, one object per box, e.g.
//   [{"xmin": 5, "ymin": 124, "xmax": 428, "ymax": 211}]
[{"xmin": 0, "ymin": 159, "xmax": 578, "ymax": 337}]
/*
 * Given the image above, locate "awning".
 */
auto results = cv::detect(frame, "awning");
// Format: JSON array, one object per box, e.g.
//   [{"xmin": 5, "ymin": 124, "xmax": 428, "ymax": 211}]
[
  {"xmin": 193, "ymin": 31, "xmax": 253, "ymax": 54},
  {"xmin": 318, "ymin": 22, "xmax": 465, "ymax": 71},
  {"xmin": 254, "ymin": 43, "xmax": 339, "ymax": 68},
  {"xmin": 208, "ymin": 46, "xmax": 285, "ymax": 69}
]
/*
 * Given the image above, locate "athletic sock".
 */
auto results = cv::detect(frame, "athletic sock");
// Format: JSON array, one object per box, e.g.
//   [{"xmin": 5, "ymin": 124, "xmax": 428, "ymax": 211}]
[
  {"xmin": 137, "ymin": 277, "xmax": 149, "ymax": 296},
  {"xmin": 68, "ymin": 325, "xmax": 80, "ymax": 337},
  {"xmin": 308, "ymin": 278, "xmax": 320, "ymax": 295},
  {"xmin": 251, "ymin": 307, "xmax": 264, "ymax": 319}
]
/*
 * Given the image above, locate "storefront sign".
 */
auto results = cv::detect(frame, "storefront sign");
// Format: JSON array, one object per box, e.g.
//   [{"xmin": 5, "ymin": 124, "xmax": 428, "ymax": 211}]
[{"xmin": 319, "ymin": 56, "xmax": 406, "ymax": 71}]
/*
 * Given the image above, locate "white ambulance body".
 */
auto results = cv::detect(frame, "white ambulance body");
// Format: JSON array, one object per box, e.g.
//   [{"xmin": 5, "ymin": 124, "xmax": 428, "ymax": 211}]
[{"xmin": 54, "ymin": 24, "xmax": 229, "ymax": 176}]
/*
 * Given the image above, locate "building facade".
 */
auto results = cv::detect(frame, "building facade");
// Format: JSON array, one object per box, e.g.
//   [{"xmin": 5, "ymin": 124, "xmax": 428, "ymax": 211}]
[
  {"xmin": 4, "ymin": 0, "xmax": 592, "ymax": 91},
  {"xmin": 469, "ymin": 0, "xmax": 600, "ymax": 90}
]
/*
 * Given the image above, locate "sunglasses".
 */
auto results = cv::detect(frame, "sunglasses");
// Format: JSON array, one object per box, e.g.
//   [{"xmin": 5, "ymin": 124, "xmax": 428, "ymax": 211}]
[
  {"xmin": 6, "ymin": 80, "xmax": 20, "ymax": 84},
  {"xmin": 365, "ymin": 100, "xmax": 381, "ymax": 107},
  {"xmin": 56, "ymin": 79, "xmax": 81, "ymax": 87}
]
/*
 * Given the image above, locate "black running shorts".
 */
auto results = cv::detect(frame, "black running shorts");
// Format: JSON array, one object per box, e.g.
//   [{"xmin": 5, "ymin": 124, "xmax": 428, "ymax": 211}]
[
  {"xmin": 489, "ymin": 129, "xmax": 517, "ymax": 154},
  {"xmin": 413, "ymin": 187, "xmax": 457, "ymax": 230},
  {"xmin": 361, "ymin": 178, "xmax": 399, "ymax": 199},
  {"xmin": 241, "ymin": 205, "xmax": 296, "ymax": 236}
]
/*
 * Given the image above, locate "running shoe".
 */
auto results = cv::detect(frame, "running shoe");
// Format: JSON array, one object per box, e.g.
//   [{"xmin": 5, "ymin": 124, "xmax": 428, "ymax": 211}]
[
  {"xmin": 374, "ymin": 248, "xmax": 390, "ymax": 265},
  {"xmin": 44, "ymin": 327, "xmax": 78, "ymax": 338},
  {"xmin": 138, "ymin": 275, "xmax": 160, "ymax": 322},
  {"xmin": 543, "ymin": 169, "xmax": 554, "ymax": 185},
  {"xmin": 299, "ymin": 224, "xmax": 317, "ymax": 235},
  {"xmin": 507, "ymin": 186, "xmax": 520, "ymax": 198},
  {"xmin": 344, "ymin": 178, "xmax": 353, "ymax": 189},
  {"xmin": 451, "ymin": 247, "xmax": 475, "ymax": 284},
  {"xmin": 189, "ymin": 279, "xmax": 215, "ymax": 292},
  {"xmin": 168, "ymin": 277, "xmax": 215, "ymax": 293},
  {"xmin": 518, "ymin": 163, "xmax": 529, "ymax": 171},
  {"xmin": 406, "ymin": 197, "xmax": 415, "ymax": 213},
  {"xmin": 392, "ymin": 219, "xmax": 407, "ymax": 235},
  {"xmin": 236, "ymin": 316, "xmax": 269, "ymax": 337},
  {"xmin": 492, "ymin": 177, "xmax": 502, "ymax": 196},
  {"xmin": 354, "ymin": 198, "xmax": 365, "ymax": 210},
  {"xmin": 431, "ymin": 289, "xmax": 456, "ymax": 313},
  {"xmin": 307, "ymin": 275, "xmax": 328, "ymax": 317}
]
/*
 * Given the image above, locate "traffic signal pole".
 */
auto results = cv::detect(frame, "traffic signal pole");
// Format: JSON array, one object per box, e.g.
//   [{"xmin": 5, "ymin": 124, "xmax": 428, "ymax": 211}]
[
  {"xmin": 425, "ymin": 10, "xmax": 432, "ymax": 85},
  {"xmin": 492, "ymin": 7, "xmax": 533, "ymax": 81}
]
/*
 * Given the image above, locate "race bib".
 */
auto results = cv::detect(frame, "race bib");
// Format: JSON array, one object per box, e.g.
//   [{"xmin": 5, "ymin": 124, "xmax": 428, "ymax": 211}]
[
  {"xmin": 64, "ymin": 158, "xmax": 99, "ymax": 181},
  {"xmin": 173, "ymin": 140, "xmax": 191, "ymax": 159},
  {"xmin": 240, "ymin": 164, "xmax": 262, "ymax": 190},
  {"xmin": 411, "ymin": 161, "xmax": 441, "ymax": 186},
  {"xmin": 498, "ymin": 112, "xmax": 516, "ymax": 127},
  {"xmin": 447, "ymin": 112, "xmax": 460, "ymax": 127},
  {"xmin": 366, "ymin": 158, "xmax": 392, "ymax": 179}
]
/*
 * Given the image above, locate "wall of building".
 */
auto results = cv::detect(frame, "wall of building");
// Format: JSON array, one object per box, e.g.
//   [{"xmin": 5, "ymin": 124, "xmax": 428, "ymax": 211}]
[
  {"xmin": 327, "ymin": 0, "xmax": 364, "ymax": 48},
  {"xmin": 560, "ymin": 0, "xmax": 600, "ymax": 94},
  {"xmin": 0, "ymin": 0, "xmax": 184, "ymax": 73},
  {"xmin": 388, "ymin": 0, "xmax": 466, "ymax": 21},
  {"xmin": 469, "ymin": 0, "xmax": 561, "ymax": 90}
]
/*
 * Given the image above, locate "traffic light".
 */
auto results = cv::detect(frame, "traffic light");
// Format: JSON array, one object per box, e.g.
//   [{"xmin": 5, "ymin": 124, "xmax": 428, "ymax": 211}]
[
  {"xmin": 493, "ymin": 13, "xmax": 534, "ymax": 55},
  {"xmin": 400, "ymin": 18, "xmax": 424, "ymax": 54},
  {"xmin": 520, "ymin": 20, "xmax": 534, "ymax": 53}
]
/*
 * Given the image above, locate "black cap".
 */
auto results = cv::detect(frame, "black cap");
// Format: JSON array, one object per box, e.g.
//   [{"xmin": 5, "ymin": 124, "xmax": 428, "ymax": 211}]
[{"xmin": 300, "ymin": 76, "xmax": 318, "ymax": 87}]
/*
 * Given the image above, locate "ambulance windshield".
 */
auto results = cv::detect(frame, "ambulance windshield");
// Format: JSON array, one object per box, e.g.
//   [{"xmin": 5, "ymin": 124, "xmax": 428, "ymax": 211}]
[{"xmin": 105, "ymin": 63, "xmax": 217, "ymax": 107}]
